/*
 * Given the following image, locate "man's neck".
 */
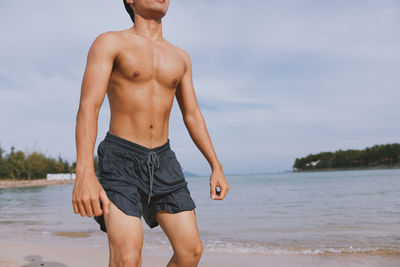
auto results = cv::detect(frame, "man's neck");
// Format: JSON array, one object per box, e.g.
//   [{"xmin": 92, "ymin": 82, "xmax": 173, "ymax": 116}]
[{"xmin": 129, "ymin": 16, "xmax": 163, "ymax": 41}]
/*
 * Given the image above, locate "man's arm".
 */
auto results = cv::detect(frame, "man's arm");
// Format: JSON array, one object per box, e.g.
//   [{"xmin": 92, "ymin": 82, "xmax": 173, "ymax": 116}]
[
  {"xmin": 175, "ymin": 49, "xmax": 230, "ymax": 200},
  {"xmin": 72, "ymin": 32, "xmax": 117, "ymax": 217}
]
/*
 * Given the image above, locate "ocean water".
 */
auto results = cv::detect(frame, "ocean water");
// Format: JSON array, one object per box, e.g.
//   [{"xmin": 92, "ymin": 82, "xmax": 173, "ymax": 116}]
[{"xmin": 1, "ymin": 169, "xmax": 399, "ymax": 257}]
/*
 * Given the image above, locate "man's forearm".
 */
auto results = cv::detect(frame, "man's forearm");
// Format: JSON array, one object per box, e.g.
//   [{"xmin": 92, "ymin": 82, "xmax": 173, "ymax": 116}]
[
  {"xmin": 183, "ymin": 108, "xmax": 222, "ymax": 171},
  {"xmin": 75, "ymin": 105, "xmax": 100, "ymax": 178}
]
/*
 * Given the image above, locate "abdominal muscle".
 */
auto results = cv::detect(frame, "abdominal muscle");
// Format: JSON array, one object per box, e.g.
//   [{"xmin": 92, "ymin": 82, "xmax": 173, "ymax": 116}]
[{"xmin": 107, "ymin": 78, "xmax": 176, "ymax": 149}]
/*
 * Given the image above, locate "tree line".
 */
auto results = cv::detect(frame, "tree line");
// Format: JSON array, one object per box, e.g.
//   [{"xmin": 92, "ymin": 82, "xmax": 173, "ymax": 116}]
[
  {"xmin": 0, "ymin": 145, "xmax": 98, "ymax": 180},
  {"xmin": 293, "ymin": 143, "xmax": 400, "ymax": 171}
]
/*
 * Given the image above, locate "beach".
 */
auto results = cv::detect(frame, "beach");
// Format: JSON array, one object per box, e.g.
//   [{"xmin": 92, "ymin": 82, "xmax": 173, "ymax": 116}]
[
  {"xmin": 1, "ymin": 169, "xmax": 399, "ymax": 266},
  {"xmin": 1, "ymin": 240, "xmax": 399, "ymax": 267},
  {"xmin": 0, "ymin": 179, "xmax": 74, "ymax": 189}
]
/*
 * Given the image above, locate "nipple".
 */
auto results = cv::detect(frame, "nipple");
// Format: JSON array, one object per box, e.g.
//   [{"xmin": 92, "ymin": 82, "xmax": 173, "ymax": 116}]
[
  {"xmin": 132, "ymin": 71, "xmax": 140, "ymax": 77},
  {"xmin": 172, "ymin": 79, "xmax": 178, "ymax": 85}
]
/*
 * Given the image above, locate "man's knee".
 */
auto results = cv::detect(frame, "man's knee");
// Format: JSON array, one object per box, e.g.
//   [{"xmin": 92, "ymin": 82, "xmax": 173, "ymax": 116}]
[
  {"xmin": 175, "ymin": 241, "xmax": 203, "ymax": 264},
  {"xmin": 193, "ymin": 242, "xmax": 203, "ymax": 259},
  {"xmin": 111, "ymin": 250, "xmax": 141, "ymax": 267}
]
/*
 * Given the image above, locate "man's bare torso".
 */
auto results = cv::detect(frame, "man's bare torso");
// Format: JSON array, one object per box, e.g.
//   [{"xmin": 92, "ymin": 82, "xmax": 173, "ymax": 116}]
[{"xmin": 107, "ymin": 29, "xmax": 186, "ymax": 149}]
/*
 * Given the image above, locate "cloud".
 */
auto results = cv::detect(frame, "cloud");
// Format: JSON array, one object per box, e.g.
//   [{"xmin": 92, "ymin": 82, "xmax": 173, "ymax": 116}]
[{"xmin": 0, "ymin": 0, "xmax": 399, "ymax": 174}]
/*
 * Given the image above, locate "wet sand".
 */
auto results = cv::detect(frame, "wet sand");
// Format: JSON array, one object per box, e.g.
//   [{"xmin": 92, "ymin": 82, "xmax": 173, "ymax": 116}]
[
  {"xmin": 0, "ymin": 240, "xmax": 399, "ymax": 267},
  {"xmin": 0, "ymin": 178, "xmax": 74, "ymax": 189}
]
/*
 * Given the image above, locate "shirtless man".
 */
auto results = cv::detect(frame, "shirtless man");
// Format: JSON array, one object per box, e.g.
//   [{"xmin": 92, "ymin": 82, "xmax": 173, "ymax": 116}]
[{"xmin": 71, "ymin": 0, "xmax": 229, "ymax": 266}]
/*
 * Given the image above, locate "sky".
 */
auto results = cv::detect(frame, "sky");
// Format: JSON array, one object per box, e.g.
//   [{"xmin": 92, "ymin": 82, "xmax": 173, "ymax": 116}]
[{"xmin": 0, "ymin": 0, "xmax": 399, "ymax": 175}]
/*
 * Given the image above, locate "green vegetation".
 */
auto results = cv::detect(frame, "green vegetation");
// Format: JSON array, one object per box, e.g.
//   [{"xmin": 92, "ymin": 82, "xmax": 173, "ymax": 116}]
[
  {"xmin": 0, "ymin": 145, "xmax": 98, "ymax": 180},
  {"xmin": 293, "ymin": 143, "xmax": 400, "ymax": 171}
]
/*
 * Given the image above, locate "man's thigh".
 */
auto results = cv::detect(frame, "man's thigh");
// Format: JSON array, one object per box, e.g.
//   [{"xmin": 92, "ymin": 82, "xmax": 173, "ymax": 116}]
[
  {"xmin": 104, "ymin": 201, "xmax": 144, "ymax": 254},
  {"xmin": 156, "ymin": 209, "xmax": 201, "ymax": 252}
]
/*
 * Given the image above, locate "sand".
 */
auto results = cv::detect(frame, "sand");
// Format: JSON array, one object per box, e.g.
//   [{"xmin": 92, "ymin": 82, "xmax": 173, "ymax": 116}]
[
  {"xmin": 0, "ymin": 179, "xmax": 74, "ymax": 189},
  {"xmin": 0, "ymin": 240, "xmax": 399, "ymax": 267}
]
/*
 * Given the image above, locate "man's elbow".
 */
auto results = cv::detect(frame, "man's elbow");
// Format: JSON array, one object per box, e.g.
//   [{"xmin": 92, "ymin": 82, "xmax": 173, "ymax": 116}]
[
  {"xmin": 76, "ymin": 101, "xmax": 101, "ymax": 120},
  {"xmin": 183, "ymin": 107, "xmax": 202, "ymax": 124}
]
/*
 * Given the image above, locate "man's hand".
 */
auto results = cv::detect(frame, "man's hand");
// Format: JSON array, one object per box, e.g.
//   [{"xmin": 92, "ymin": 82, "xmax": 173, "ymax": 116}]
[
  {"xmin": 209, "ymin": 169, "xmax": 230, "ymax": 200},
  {"xmin": 72, "ymin": 172, "xmax": 111, "ymax": 217}
]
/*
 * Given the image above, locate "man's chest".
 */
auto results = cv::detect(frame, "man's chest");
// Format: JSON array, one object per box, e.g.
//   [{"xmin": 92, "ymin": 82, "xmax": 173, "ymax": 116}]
[{"xmin": 113, "ymin": 44, "xmax": 186, "ymax": 88}]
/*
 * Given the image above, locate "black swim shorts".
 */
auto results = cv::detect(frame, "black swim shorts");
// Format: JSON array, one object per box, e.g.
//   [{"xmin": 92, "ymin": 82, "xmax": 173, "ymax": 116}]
[{"xmin": 93, "ymin": 131, "xmax": 196, "ymax": 232}]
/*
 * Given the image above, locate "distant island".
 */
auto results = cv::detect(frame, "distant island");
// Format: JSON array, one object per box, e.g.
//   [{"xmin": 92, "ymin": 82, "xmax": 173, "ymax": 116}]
[
  {"xmin": 0, "ymin": 146, "xmax": 74, "ymax": 181},
  {"xmin": 0, "ymin": 145, "xmax": 201, "ymax": 183},
  {"xmin": 293, "ymin": 143, "xmax": 400, "ymax": 172}
]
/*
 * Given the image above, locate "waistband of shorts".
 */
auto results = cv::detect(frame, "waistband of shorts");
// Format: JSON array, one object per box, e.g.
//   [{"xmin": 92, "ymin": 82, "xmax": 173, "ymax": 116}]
[{"xmin": 103, "ymin": 131, "xmax": 171, "ymax": 156}]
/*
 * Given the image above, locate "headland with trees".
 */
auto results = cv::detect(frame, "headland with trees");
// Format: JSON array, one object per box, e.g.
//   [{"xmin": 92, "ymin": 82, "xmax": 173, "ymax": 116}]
[
  {"xmin": 0, "ymin": 145, "xmax": 98, "ymax": 181},
  {"xmin": 293, "ymin": 143, "xmax": 400, "ymax": 171}
]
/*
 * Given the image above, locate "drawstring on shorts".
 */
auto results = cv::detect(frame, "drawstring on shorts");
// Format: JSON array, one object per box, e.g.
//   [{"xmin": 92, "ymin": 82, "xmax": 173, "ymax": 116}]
[{"xmin": 146, "ymin": 151, "xmax": 160, "ymax": 205}]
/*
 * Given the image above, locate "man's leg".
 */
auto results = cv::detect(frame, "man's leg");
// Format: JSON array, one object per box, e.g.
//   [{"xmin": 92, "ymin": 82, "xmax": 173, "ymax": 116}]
[
  {"xmin": 104, "ymin": 201, "xmax": 144, "ymax": 267},
  {"xmin": 156, "ymin": 209, "xmax": 203, "ymax": 267}
]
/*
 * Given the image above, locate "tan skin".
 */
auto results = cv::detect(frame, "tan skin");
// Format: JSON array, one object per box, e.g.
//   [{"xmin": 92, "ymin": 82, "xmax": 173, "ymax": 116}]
[{"xmin": 72, "ymin": 0, "xmax": 229, "ymax": 266}]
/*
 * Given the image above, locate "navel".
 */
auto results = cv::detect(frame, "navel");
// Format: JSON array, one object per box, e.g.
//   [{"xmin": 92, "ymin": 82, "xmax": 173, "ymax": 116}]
[{"xmin": 149, "ymin": 125, "xmax": 153, "ymax": 129}]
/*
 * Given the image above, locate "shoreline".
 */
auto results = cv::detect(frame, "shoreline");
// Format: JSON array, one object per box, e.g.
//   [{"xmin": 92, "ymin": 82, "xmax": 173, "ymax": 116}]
[
  {"xmin": 293, "ymin": 166, "xmax": 400, "ymax": 172},
  {"xmin": 0, "ymin": 240, "xmax": 399, "ymax": 267},
  {"xmin": 0, "ymin": 178, "xmax": 74, "ymax": 189}
]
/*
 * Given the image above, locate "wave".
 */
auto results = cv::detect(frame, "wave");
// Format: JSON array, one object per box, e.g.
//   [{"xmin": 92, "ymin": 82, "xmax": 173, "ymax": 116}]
[{"xmin": 199, "ymin": 240, "xmax": 400, "ymax": 257}]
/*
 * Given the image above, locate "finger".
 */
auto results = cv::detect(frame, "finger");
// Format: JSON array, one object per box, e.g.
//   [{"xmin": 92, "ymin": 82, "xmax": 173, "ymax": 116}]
[
  {"xmin": 91, "ymin": 196, "xmax": 102, "ymax": 217},
  {"xmin": 99, "ymin": 190, "xmax": 111, "ymax": 215},
  {"xmin": 72, "ymin": 189, "xmax": 79, "ymax": 214},
  {"xmin": 210, "ymin": 181, "xmax": 217, "ymax": 199},
  {"xmin": 72, "ymin": 199, "xmax": 79, "ymax": 214},
  {"xmin": 77, "ymin": 201, "xmax": 87, "ymax": 217},
  {"xmin": 82, "ymin": 197, "xmax": 94, "ymax": 217}
]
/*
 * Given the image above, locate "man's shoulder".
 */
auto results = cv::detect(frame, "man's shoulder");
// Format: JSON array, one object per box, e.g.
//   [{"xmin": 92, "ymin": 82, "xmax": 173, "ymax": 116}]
[
  {"xmin": 89, "ymin": 30, "xmax": 122, "ymax": 54},
  {"xmin": 92, "ymin": 30, "xmax": 122, "ymax": 45},
  {"xmin": 167, "ymin": 43, "xmax": 191, "ymax": 66},
  {"xmin": 171, "ymin": 44, "xmax": 190, "ymax": 58}
]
